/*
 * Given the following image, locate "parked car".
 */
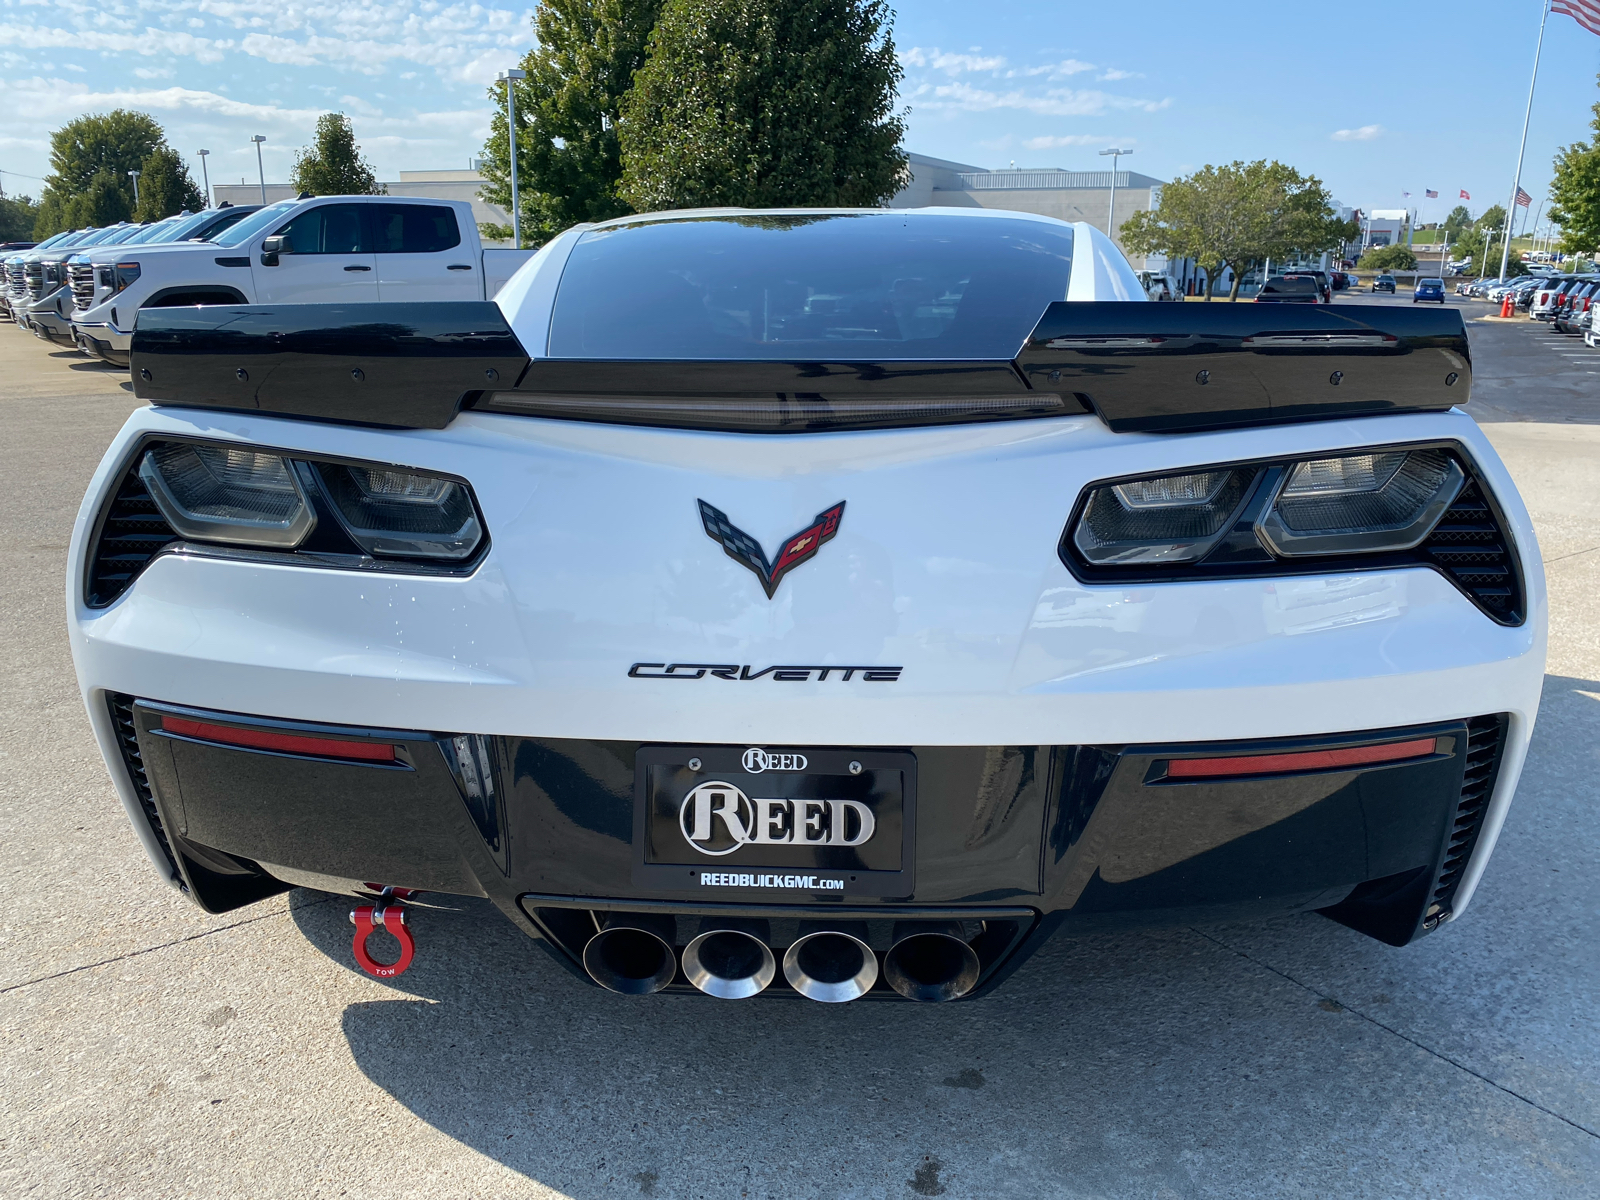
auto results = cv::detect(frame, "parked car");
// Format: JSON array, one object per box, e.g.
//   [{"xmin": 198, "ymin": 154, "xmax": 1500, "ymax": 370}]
[
  {"xmin": 68, "ymin": 206, "xmax": 261, "ymax": 364},
  {"xmin": 1282, "ymin": 269, "xmax": 1332, "ymax": 303},
  {"xmin": 67, "ymin": 195, "xmax": 536, "ymax": 368},
  {"xmin": 1532, "ymin": 277, "xmax": 1577, "ymax": 320},
  {"xmin": 1136, "ymin": 270, "xmax": 1182, "ymax": 301},
  {"xmin": 1255, "ymin": 276, "xmax": 1324, "ymax": 304},
  {"xmin": 1371, "ymin": 274, "xmax": 1397, "ymax": 294},
  {"xmin": 67, "ymin": 210, "xmax": 1545, "ymax": 1004},
  {"xmin": 1413, "ymin": 278, "xmax": 1446, "ymax": 304},
  {"xmin": 12, "ymin": 225, "xmax": 137, "ymax": 339},
  {"xmin": 1553, "ymin": 281, "xmax": 1597, "ymax": 334}
]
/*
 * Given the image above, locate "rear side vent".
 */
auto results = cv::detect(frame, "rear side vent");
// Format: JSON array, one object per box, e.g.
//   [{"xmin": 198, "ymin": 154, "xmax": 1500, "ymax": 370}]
[
  {"xmin": 1423, "ymin": 479, "xmax": 1524, "ymax": 625},
  {"xmin": 1425, "ymin": 713, "xmax": 1508, "ymax": 928},
  {"xmin": 107, "ymin": 693, "xmax": 186, "ymax": 890},
  {"xmin": 86, "ymin": 462, "xmax": 178, "ymax": 607}
]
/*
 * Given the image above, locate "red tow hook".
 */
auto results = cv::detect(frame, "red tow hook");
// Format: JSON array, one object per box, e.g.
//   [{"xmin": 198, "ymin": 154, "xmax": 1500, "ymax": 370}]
[{"xmin": 349, "ymin": 886, "xmax": 421, "ymax": 979}]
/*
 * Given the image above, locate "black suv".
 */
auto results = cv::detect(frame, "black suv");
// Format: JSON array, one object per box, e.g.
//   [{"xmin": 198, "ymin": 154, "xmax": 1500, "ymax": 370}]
[{"xmin": 1372, "ymin": 275, "xmax": 1397, "ymax": 294}]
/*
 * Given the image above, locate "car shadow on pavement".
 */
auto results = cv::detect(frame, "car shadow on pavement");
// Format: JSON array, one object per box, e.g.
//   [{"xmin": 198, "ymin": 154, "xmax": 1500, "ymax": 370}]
[{"xmin": 284, "ymin": 674, "xmax": 1600, "ymax": 1198}]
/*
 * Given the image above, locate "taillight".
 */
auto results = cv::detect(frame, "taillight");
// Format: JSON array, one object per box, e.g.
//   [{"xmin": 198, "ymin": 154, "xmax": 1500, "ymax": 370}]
[{"xmin": 158, "ymin": 715, "xmax": 397, "ymax": 763}]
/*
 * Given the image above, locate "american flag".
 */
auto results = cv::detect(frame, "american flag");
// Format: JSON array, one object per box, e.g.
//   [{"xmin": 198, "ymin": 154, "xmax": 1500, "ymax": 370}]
[
  {"xmin": 1425, "ymin": 189, "xmax": 1438, "ymax": 198},
  {"xmin": 1554, "ymin": 0, "xmax": 1600, "ymax": 37},
  {"xmin": 1460, "ymin": 189, "xmax": 1471, "ymax": 200},
  {"xmin": 1515, "ymin": 186, "xmax": 1533, "ymax": 207}
]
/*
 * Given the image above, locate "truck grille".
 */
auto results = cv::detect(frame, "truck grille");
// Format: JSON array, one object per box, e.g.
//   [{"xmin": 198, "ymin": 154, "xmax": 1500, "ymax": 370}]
[
  {"xmin": 69, "ymin": 262, "xmax": 96, "ymax": 311},
  {"xmin": 24, "ymin": 260, "xmax": 43, "ymax": 301},
  {"xmin": 1425, "ymin": 714, "xmax": 1508, "ymax": 926},
  {"xmin": 5, "ymin": 258, "xmax": 24, "ymax": 300}
]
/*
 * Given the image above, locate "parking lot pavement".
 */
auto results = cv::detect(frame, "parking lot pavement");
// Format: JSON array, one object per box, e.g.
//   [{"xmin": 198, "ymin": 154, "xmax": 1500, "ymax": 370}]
[{"xmin": 2, "ymin": 319, "xmax": 1597, "ymax": 1199}]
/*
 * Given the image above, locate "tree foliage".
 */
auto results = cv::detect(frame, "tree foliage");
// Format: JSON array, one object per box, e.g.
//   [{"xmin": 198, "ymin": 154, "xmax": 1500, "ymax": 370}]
[
  {"xmin": 1358, "ymin": 245, "xmax": 1418, "ymax": 270},
  {"xmin": 1119, "ymin": 160, "xmax": 1343, "ymax": 300},
  {"xmin": 617, "ymin": 0, "xmax": 907, "ymax": 212},
  {"xmin": 1454, "ymin": 204, "xmax": 1510, "ymax": 275},
  {"xmin": 479, "ymin": 0, "xmax": 663, "ymax": 247},
  {"xmin": 33, "ymin": 110, "xmax": 167, "ymax": 237},
  {"xmin": 1549, "ymin": 74, "xmax": 1600, "ymax": 254},
  {"xmin": 1443, "ymin": 204, "xmax": 1471, "ymax": 241},
  {"xmin": 292, "ymin": 113, "xmax": 384, "ymax": 196},
  {"xmin": 0, "ymin": 194, "xmax": 40, "ymax": 242},
  {"xmin": 134, "ymin": 145, "xmax": 204, "ymax": 221}
]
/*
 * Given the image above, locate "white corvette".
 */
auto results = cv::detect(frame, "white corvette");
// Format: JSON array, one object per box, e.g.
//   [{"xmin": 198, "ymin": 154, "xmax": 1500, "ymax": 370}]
[{"xmin": 67, "ymin": 209, "xmax": 1545, "ymax": 1002}]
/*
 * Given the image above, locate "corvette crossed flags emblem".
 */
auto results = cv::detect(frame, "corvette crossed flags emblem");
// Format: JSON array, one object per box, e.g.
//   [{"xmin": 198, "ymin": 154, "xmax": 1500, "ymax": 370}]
[{"xmin": 698, "ymin": 499, "xmax": 846, "ymax": 598}]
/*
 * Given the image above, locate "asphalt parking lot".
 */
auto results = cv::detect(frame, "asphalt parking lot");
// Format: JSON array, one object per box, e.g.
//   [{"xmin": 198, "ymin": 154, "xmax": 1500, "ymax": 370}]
[{"xmin": 2, "ymin": 295, "xmax": 1597, "ymax": 1199}]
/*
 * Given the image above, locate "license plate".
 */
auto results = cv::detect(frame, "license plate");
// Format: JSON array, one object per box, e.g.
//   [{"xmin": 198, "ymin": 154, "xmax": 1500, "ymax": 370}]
[{"xmin": 632, "ymin": 746, "xmax": 915, "ymax": 898}]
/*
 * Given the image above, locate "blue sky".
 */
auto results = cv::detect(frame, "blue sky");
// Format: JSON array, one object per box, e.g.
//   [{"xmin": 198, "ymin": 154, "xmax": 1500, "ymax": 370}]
[{"xmin": 2, "ymin": 0, "xmax": 1597, "ymax": 233}]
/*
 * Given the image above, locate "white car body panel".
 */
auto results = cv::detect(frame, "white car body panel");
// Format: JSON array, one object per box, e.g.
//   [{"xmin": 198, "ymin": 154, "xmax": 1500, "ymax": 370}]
[{"xmin": 68, "ymin": 399, "xmax": 1546, "ymax": 921}]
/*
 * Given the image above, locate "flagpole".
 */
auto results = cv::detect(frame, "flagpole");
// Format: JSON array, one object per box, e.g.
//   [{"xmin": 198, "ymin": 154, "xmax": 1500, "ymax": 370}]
[{"xmin": 1501, "ymin": 0, "xmax": 1550, "ymax": 280}]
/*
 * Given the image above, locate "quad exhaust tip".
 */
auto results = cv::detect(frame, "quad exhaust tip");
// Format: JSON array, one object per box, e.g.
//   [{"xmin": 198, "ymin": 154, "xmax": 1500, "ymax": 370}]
[
  {"xmin": 582, "ymin": 913, "xmax": 677, "ymax": 995},
  {"xmin": 782, "ymin": 923, "xmax": 879, "ymax": 1003},
  {"xmin": 883, "ymin": 922, "xmax": 981, "ymax": 1003},
  {"xmin": 682, "ymin": 919, "xmax": 777, "ymax": 999}
]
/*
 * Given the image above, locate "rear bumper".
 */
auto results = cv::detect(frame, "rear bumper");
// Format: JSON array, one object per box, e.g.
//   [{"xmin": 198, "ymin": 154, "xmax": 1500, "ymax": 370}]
[
  {"xmin": 67, "ymin": 404, "xmax": 1548, "ymax": 994},
  {"xmin": 105, "ymin": 694, "xmax": 1511, "ymax": 997}
]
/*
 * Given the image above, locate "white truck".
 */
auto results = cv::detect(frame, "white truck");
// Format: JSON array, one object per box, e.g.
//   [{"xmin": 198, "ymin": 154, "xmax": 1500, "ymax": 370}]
[{"xmin": 71, "ymin": 195, "xmax": 535, "ymax": 367}]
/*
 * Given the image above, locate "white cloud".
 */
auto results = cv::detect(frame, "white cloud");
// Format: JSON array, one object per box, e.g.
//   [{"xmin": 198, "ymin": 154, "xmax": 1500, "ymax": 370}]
[
  {"xmin": 1097, "ymin": 68, "xmax": 1142, "ymax": 81},
  {"xmin": 910, "ymin": 80, "xmax": 1170, "ymax": 118},
  {"xmin": 1019, "ymin": 58, "xmax": 1096, "ymax": 79},
  {"xmin": 1025, "ymin": 134, "xmax": 1133, "ymax": 149},
  {"xmin": 900, "ymin": 46, "xmax": 1007, "ymax": 74},
  {"xmin": 1332, "ymin": 124, "xmax": 1384, "ymax": 141}
]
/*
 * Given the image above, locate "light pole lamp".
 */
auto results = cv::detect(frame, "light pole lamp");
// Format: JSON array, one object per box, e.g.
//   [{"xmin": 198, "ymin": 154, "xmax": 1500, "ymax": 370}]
[
  {"xmin": 250, "ymin": 135, "xmax": 267, "ymax": 205},
  {"xmin": 498, "ymin": 69, "xmax": 527, "ymax": 249},
  {"xmin": 197, "ymin": 149, "xmax": 211, "ymax": 207},
  {"xmin": 1098, "ymin": 148, "xmax": 1133, "ymax": 240},
  {"xmin": 127, "ymin": 169, "xmax": 141, "ymax": 211}
]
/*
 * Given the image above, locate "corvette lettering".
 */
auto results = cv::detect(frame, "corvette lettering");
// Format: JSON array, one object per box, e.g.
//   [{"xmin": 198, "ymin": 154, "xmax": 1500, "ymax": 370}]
[{"xmin": 629, "ymin": 663, "xmax": 902, "ymax": 681}]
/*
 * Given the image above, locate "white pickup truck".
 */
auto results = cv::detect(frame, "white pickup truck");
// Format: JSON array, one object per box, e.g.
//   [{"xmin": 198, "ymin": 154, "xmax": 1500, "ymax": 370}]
[{"xmin": 71, "ymin": 195, "xmax": 534, "ymax": 367}]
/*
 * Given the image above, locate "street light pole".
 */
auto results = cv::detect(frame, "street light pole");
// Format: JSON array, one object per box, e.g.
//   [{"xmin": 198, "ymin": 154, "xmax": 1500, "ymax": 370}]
[
  {"xmin": 197, "ymin": 150, "xmax": 211, "ymax": 207},
  {"xmin": 127, "ymin": 169, "xmax": 141, "ymax": 211},
  {"xmin": 1501, "ymin": 0, "xmax": 1550, "ymax": 281},
  {"xmin": 1098, "ymin": 148, "xmax": 1132, "ymax": 241},
  {"xmin": 250, "ymin": 135, "xmax": 267, "ymax": 205},
  {"xmin": 499, "ymin": 69, "xmax": 527, "ymax": 249}
]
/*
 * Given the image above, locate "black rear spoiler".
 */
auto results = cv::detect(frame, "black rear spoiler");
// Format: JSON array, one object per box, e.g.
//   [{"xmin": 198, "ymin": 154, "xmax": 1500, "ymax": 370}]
[{"xmin": 130, "ymin": 301, "xmax": 1470, "ymax": 434}]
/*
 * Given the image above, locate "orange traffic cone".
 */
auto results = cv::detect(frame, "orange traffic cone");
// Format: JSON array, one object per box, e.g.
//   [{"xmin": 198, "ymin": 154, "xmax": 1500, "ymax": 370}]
[{"xmin": 1500, "ymin": 294, "xmax": 1514, "ymax": 318}]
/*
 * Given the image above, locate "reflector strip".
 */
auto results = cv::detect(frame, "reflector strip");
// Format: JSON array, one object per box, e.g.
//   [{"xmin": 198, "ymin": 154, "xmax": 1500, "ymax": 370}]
[
  {"xmin": 1166, "ymin": 737, "xmax": 1440, "ymax": 779},
  {"xmin": 159, "ymin": 716, "xmax": 396, "ymax": 763}
]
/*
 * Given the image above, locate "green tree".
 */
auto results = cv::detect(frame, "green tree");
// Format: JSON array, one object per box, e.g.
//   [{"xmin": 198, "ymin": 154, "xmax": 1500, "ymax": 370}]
[
  {"xmin": 1121, "ymin": 160, "xmax": 1338, "ymax": 300},
  {"xmin": 479, "ymin": 0, "xmax": 664, "ymax": 247},
  {"xmin": 1456, "ymin": 204, "xmax": 1510, "ymax": 275},
  {"xmin": 1358, "ymin": 245, "xmax": 1418, "ymax": 270},
  {"xmin": 1549, "ymin": 74, "xmax": 1600, "ymax": 256},
  {"xmin": 618, "ymin": 0, "xmax": 907, "ymax": 212},
  {"xmin": 1443, "ymin": 204, "xmax": 1471, "ymax": 242},
  {"xmin": 291, "ymin": 114, "xmax": 384, "ymax": 196},
  {"xmin": 0, "ymin": 193, "xmax": 39, "ymax": 242},
  {"xmin": 134, "ymin": 145, "xmax": 204, "ymax": 221},
  {"xmin": 33, "ymin": 109, "xmax": 167, "ymax": 236}
]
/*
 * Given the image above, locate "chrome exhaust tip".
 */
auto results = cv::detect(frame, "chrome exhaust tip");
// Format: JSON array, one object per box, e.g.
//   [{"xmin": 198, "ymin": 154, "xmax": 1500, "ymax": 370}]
[
  {"xmin": 782, "ymin": 923, "xmax": 878, "ymax": 1003},
  {"xmin": 582, "ymin": 913, "xmax": 677, "ymax": 995},
  {"xmin": 883, "ymin": 922, "xmax": 980, "ymax": 1002},
  {"xmin": 682, "ymin": 920, "xmax": 776, "ymax": 999}
]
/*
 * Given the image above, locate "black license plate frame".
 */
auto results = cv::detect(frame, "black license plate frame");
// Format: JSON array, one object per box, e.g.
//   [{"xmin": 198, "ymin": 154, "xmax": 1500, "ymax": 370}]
[{"xmin": 632, "ymin": 745, "xmax": 916, "ymax": 898}]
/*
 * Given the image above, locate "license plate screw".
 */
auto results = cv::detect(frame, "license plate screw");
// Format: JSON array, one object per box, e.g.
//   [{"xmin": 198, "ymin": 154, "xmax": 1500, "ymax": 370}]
[
  {"xmin": 687, "ymin": 757, "xmax": 702, "ymax": 771},
  {"xmin": 849, "ymin": 760, "xmax": 863, "ymax": 775}
]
